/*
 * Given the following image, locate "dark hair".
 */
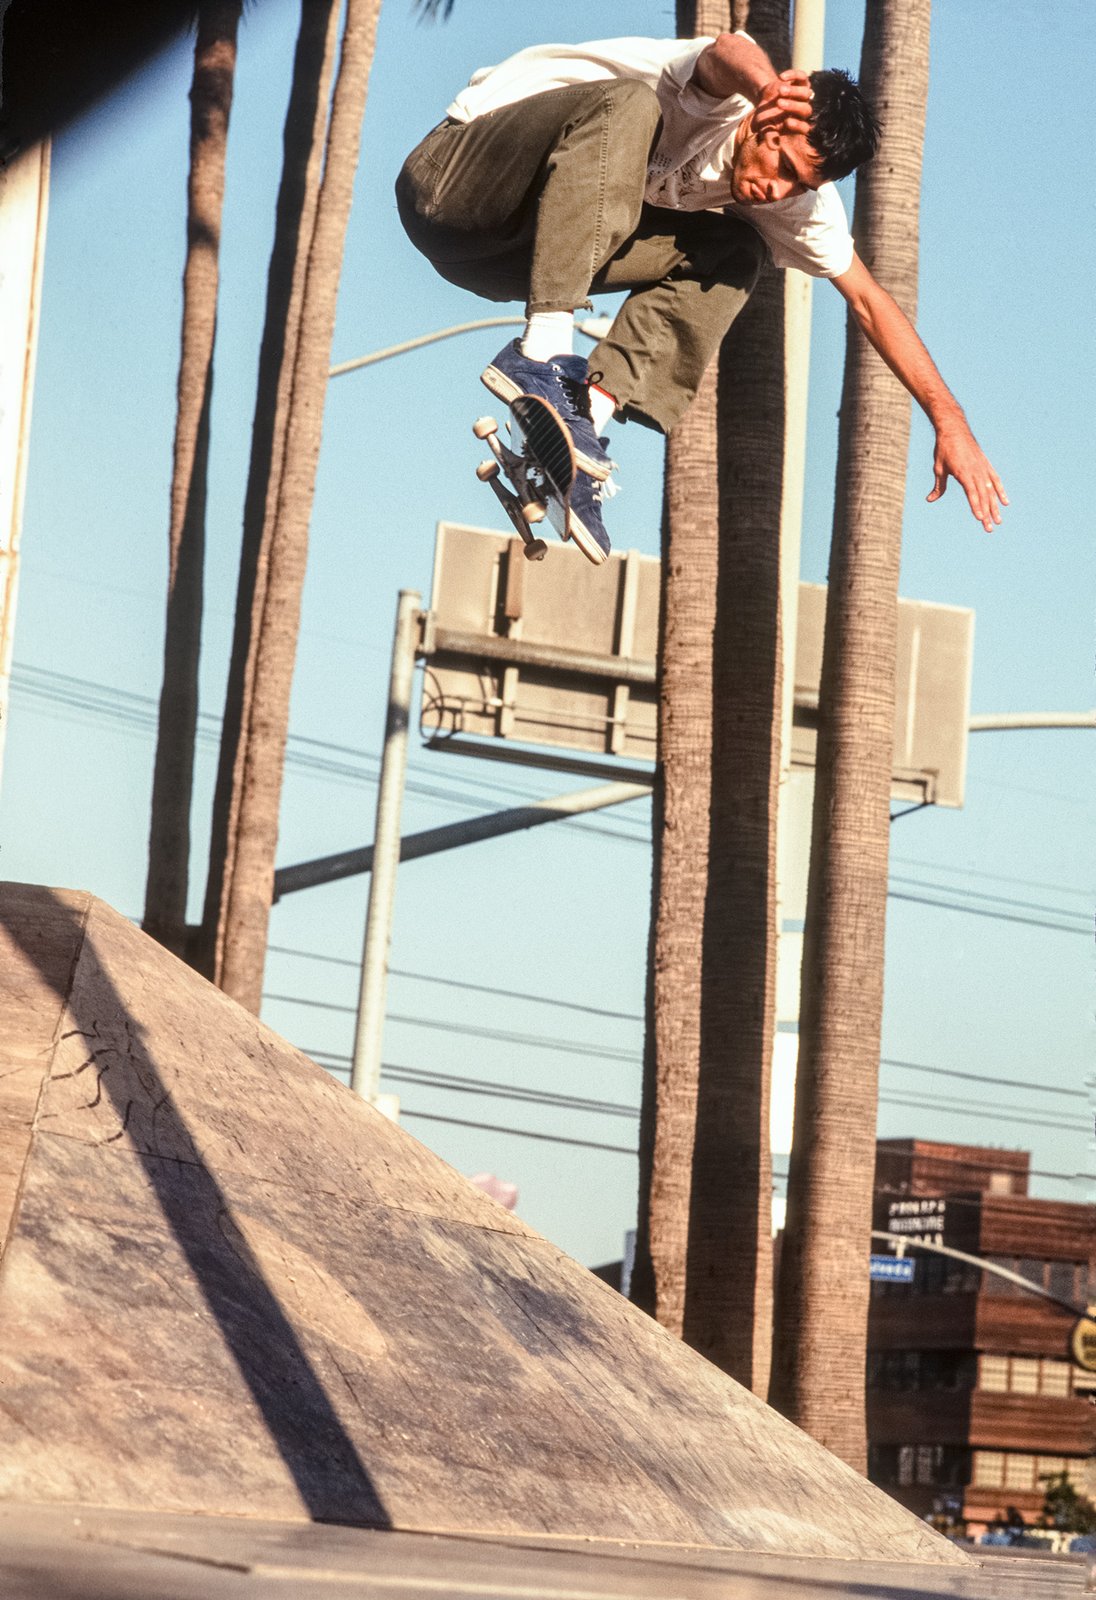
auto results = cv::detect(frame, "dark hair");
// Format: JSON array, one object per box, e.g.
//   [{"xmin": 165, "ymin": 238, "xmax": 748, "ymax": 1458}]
[{"xmin": 807, "ymin": 69, "xmax": 881, "ymax": 182}]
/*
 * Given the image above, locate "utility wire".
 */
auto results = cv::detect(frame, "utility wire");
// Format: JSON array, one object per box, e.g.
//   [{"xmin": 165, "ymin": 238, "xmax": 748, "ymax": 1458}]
[
  {"xmin": 888, "ymin": 874, "xmax": 1092, "ymax": 924},
  {"xmin": 10, "ymin": 662, "xmax": 649, "ymax": 846},
  {"xmin": 14, "ymin": 663, "xmax": 1091, "ymax": 876},
  {"xmin": 272, "ymin": 988, "xmax": 1087, "ymax": 1104},
  {"xmin": 395, "ymin": 1108, "xmax": 637, "ymax": 1156},
  {"xmin": 888, "ymin": 888, "xmax": 1090, "ymax": 937},
  {"xmin": 891, "ymin": 855, "xmax": 1095, "ymax": 902},
  {"xmin": 305, "ymin": 1050, "xmax": 1087, "ymax": 1141}
]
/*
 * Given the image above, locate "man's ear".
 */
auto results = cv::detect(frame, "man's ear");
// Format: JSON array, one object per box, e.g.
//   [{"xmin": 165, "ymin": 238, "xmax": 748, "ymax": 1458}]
[{"xmin": 760, "ymin": 126, "xmax": 781, "ymax": 149}]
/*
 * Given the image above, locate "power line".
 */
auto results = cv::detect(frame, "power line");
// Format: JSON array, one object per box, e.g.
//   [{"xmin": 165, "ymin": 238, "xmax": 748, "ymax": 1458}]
[
  {"xmin": 10, "ymin": 662, "xmax": 649, "ymax": 846},
  {"xmin": 393, "ymin": 1109, "xmax": 636, "ymax": 1157},
  {"xmin": 265, "ymin": 956, "xmax": 643, "ymax": 1022},
  {"xmin": 891, "ymin": 856, "xmax": 1096, "ymax": 902},
  {"xmin": 15, "ymin": 664, "xmax": 1092, "ymax": 881},
  {"xmin": 302, "ymin": 1050, "xmax": 1090, "ymax": 1180},
  {"xmin": 304, "ymin": 1049, "xmax": 1087, "ymax": 1143},
  {"xmin": 269, "ymin": 987, "xmax": 1087, "ymax": 1105},
  {"xmin": 888, "ymin": 888, "xmax": 1090, "ymax": 937},
  {"xmin": 881, "ymin": 1057, "xmax": 1086, "ymax": 1101},
  {"xmin": 888, "ymin": 874, "xmax": 1092, "ymax": 924},
  {"xmin": 878, "ymin": 1092, "xmax": 1082, "ymax": 1137},
  {"xmin": 311, "ymin": 1057, "xmax": 642, "ymax": 1120}
]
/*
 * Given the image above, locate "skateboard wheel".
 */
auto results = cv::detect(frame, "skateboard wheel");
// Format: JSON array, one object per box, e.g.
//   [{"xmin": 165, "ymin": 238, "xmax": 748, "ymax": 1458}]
[
  {"xmin": 522, "ymin": 501, "xmax": 546, "ymax": 525},
  {"xmin": 524, "ymin": 539, "xmax": 548, "ymax": 561},
  {"xmin": 473, "ymin": 416, "xmax": 497, "ymax": 439},
  {"xmin": 476, "ymin": 460, "xmax": 499, "ymax": 482}
]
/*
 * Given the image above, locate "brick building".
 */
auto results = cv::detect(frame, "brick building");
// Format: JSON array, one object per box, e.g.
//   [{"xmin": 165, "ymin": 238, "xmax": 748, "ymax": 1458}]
[{"xmin": 867, "ymin": 1138, "xmax": 1095, "ymax": 1534}]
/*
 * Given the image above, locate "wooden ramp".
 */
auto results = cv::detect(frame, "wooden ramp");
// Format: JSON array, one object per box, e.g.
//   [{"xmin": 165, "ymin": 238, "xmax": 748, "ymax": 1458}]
[{"xmin": 0, "ymin": 884, "xmax": 960, "ymax": 1561}]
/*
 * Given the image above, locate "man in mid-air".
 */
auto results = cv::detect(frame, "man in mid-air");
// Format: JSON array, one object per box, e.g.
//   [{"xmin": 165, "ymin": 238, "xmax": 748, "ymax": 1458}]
[{"xmin": 397, "ymin": 30, "xmax": 1006, "ymax": 564}]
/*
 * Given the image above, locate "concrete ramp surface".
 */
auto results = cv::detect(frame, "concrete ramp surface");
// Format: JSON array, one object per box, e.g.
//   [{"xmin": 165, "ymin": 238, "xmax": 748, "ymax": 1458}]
[{"xmin": 0, "ymin": 884, "xmax": 959, "ymax": 1561}]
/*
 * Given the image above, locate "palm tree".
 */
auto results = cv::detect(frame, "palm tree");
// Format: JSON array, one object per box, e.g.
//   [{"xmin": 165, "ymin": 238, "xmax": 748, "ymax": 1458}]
[
  {"xmin": 769, "ymin": 0, "xmax": 932, "ymax": 1471},
  {"xmin": 631, "ymin": 0, "xmax": 787, "ymax": 1397},
  {"xmin": 211, "ymin": 0, "xmax": 383, "ymax": 1011},
  {"xmin": 143, "ymin": 0, "xmax": 242, "ymax": 958},
  {"xmin": 197, "ymin": 0, "xmax": 341, "ymax": 986}
]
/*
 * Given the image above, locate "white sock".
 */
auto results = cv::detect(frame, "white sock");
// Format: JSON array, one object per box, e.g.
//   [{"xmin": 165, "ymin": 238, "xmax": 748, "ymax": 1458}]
[
  {"xmin": 521, "ymin": 311, "xmax": 574, "ymax": 363},
  {"xmin": 588, "ymin": 383, "xmax": 616, "ymax": 436}
]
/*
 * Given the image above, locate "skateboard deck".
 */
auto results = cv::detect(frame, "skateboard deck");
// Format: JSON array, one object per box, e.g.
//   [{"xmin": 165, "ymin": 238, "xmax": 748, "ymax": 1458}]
[{"xmin": 473, "ymin": 394, "xmax": 594, "ymax": 564}]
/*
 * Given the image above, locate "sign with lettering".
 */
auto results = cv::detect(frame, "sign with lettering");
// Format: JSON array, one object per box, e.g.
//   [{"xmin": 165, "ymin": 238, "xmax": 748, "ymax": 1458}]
[
  {"xmin": 887, "ymin": 1198, "xmax": 947, "ymax": 1249},
  {"xmin": 870, "ymin": 1255, "xmax": 915, "ymax": 1283},
  {"xmin": 1070, "ymin": 1314, "xmax": 1096, "ymax": 1374}
]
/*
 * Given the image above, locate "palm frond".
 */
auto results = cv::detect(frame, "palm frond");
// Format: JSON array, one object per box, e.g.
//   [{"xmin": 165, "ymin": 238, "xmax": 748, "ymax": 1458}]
[{"xmin": 413, "ymin": 0, "xmax": 457, "ymax": 21}]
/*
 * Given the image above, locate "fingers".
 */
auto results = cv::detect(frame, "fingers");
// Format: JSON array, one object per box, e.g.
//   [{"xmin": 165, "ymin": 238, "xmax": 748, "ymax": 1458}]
[
  {"xmin": 928, "ymin": 438, "xmax": 1008, "ymax": 532},
  {"xmin": 961, "ymin": 472, "xmax": 1005, "ymax": 532}
]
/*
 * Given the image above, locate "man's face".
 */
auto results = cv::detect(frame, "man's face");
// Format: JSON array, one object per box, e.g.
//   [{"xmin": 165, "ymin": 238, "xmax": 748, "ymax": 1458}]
[{"xmin": 730, "ymin": 122, "xmax": 824, "ymax": 204}]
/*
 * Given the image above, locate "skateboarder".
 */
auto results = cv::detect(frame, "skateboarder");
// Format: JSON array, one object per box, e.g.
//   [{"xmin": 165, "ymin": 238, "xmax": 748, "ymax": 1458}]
[{"xmin": 396, "ymin": 30, "xmax": 1007, "ymax": 559}]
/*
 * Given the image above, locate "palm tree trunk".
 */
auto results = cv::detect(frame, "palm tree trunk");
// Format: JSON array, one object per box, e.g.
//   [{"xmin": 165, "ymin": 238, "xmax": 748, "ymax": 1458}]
[
  {"xmin": 143, "ymin": 0, "xmax": 241, "ymax": 956},
  {"xmin": 197, "ymin": 0, "xmax": 340, "ymax": 984},
  {"xmin": 217, "ymin": 0, "xmax": 382, "ymax": 1011},
  {"xmin": 770, "ymin": 0, "xmax": 931, "ymax": 1471},
  {"xmin": 632, "ymin": 0, "xmax": 785, "ymax": 1397}
]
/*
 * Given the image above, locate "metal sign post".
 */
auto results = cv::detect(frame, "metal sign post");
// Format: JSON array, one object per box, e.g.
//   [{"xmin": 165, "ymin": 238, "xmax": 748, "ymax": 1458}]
[
  {"xmin": 350, "ymin": 590, "xmax": 421, "ymax": 1108},
  {"xmin": 0, "ymin": 140, "xmax": 49, "ymax": 790}
]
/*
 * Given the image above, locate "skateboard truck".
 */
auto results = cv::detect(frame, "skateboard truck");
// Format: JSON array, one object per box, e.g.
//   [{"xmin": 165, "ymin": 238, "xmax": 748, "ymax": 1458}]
[{"xmin": 473, "ymin": 415, "xmax": 550, "ymax": 561}]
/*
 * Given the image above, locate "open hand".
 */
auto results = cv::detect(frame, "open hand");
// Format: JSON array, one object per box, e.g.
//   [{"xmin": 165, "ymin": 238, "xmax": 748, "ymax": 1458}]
[
  {"xmin": 752, "ymin": 69, "xmax": 814, "ymax": 139},
  {"xmin": 928, "ymin": 420, "xmax": 1008, "ymax": 531}
]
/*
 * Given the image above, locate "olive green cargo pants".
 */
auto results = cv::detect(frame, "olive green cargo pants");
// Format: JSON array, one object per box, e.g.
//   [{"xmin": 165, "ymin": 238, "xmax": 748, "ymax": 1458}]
[{"xmin": 395, "ymin": 80, "xmax": 763, "ymax": 433}]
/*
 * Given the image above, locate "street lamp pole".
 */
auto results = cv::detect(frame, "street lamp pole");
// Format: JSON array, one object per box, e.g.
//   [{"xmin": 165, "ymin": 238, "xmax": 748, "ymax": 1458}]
[{"xmin": 329, "ymin": 315, "xmax": 612, "ymax": 378}]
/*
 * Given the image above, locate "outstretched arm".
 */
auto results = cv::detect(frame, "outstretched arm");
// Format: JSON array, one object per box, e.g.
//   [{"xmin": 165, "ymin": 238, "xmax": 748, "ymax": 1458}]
[
  {"xmin": 832, "ymin": 251, "xmax": 1007, "ymax": 532},
  {"xmin": 692, "ymin": 31, "xmax": 813, "ymax": 134}
]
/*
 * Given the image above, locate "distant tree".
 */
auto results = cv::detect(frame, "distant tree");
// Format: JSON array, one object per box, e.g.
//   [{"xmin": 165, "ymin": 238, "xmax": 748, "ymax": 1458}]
[
  {"xmin": 631, "ymin": 0, "xmax": 785, "ymax": 1397},
  {"xmin": 770, "ymin": 0, "xmax": 932, "ymax": 1470},
  {"xmin": 1040, "ymin": 1472, "xmax": 1096, "ymax": 1535},
  {"xmin": 209, "ymin": 0, "xmax": 382, "ymax": 1011},
  {"xmin": 197, "ymin": 0, "xmax": 341, "ymax": 986},
  {"xmin": 144, "ymin": 0, "xmax": 242, "ymax": 957}
]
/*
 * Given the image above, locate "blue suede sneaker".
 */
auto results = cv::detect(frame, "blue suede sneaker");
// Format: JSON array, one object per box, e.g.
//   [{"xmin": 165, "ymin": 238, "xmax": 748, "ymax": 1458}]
[
  {"xmin": 567, "ymin": 463, "xmax": 613, "ymax": 564},
  {"xmin": 481, "ymin": 341, "xmax": 613, "ymax": 482}
]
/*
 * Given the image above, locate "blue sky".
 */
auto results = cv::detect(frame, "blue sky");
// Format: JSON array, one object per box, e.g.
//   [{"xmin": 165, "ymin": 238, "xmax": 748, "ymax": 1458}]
[{"xmin": 3, "ymin": 0, "xmax": 1093, "ymax": 1268}]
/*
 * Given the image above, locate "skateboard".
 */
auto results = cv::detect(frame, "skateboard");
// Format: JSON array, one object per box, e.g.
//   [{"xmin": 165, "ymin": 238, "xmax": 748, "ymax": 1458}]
[{"xmin": 472, "ymin": 394, "xmax": 578, "ymax": 564}]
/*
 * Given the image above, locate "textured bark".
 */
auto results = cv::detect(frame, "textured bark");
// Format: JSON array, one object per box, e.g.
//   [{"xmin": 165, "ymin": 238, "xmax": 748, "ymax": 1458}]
[
  {"xmin": 198, "ymin": 0, "xmax": 340, "ymax": 984},
  {"xmin": 217, "ymin": 0, "xmax": 382, "ymax": 1011},
  {"xmin": 770, "ymin": 0, "xmax": 931, "ymax": 1470},
  {"xmin": 632, "ymin": 0, "xmax": 785, "ymax": 1398},
  {"xmin": 144, "ymin": 0, "xmax": 242, "ymax": 956}
]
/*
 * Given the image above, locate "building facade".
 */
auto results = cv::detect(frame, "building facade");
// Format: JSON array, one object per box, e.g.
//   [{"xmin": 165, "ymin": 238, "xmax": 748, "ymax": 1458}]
[{"xmin": 867, "ymin": 1139, "xmax": 1095, "ymax": 1534}]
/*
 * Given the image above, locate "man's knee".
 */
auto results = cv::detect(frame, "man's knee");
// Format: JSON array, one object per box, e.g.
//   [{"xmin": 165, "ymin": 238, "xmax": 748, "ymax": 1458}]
[
  {"xmin": 567, "ymin": 77, "xmax": 661, "ymax": 137},
  {"xmin": 608, "ymin": 78, "xmax": 661, "ymax": 117}
]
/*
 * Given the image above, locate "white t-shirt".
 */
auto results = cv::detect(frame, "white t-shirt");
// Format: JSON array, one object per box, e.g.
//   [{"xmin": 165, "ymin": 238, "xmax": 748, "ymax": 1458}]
[{"xmin": 446, "ymin": 36, "xmax": 854, "ymax": 281}]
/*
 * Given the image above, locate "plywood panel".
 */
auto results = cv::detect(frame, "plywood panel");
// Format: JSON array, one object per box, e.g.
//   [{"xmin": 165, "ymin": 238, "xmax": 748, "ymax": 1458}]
[{"xmin": 0, "ymin": 883, "xmax": 961, "ymax": 1562}]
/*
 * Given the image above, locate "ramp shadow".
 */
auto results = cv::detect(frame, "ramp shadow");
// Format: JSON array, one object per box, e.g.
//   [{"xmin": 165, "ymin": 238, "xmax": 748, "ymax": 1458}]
[{"xmin": 3, "ymin": 890, "xmax": 390, "ymax": 1528}]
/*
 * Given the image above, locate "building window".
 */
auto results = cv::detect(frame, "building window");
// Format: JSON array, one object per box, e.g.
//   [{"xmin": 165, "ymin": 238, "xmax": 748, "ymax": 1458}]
[
  {"xmin": 973, "ymin": 1451, "xmax": 1005, "ymax": 1488},
  {"xmin": 1040, "ymin": 1360, "xmax": 1072, "ymax": 1397},
  {"xmin": 976, "ymin": 1353, "xmax": 1075, "ymax": 1397},
  {"xmin": 979, "ymin": 1355, "xmax": 1010, "ymax": 1392},
  {"xmin": 898, "ymin": 1446, "xmax": 915, "ymax": 1487},
  {"xmin": 1010, "ymin": 1357, "xmax": 1040, "ymax": 1395},
  {"xmin": 869, "ymin": 1351, "xmax": 976, "ymax": 1392},
  {"xmin": 972, "ymin": 1452, "xmax": 1089, "ymax": 1495},
  {"xmin": 1048, "ymin": 1261, "xmax": 1083, "ymax": 1304},
  {"xmin": 982, "ymin": 1258, "xmax": 1089, "ymax": 1303}
]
